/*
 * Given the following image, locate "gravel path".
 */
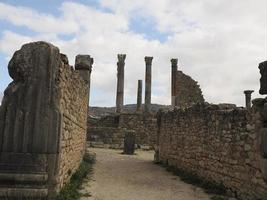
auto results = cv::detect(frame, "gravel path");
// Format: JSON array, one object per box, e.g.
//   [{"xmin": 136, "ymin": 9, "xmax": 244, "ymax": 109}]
[{"xmin": 80, "ymin": 148, "xmax": 211, "ymax": 200}]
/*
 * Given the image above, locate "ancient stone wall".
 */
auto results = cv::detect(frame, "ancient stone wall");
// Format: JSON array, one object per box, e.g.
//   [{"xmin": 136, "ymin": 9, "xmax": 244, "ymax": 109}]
[
  {"xmin": 119, "ymin": 113, "xmax": 157, "ymax": 147},
  {"xmin": 157, "ymin": 103, "xmax": 267, "ymax": 200},
  {"xmin": 56, "ymin": 54, "xmax": 90, "ymax": 188},
  {"xmin": 174, "ymin": 71, "xmax": 204, "ymax": 107},
  {"xmin": 0, "ymin": 41, "xmax": 91, "ymax": 199},
  {"xmin": 87, "ymin": 113, "xmax": 157, "ymax": 148}
]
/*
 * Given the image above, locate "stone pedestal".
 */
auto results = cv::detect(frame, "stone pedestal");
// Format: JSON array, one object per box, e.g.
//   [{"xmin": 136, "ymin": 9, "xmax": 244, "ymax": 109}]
[{"xmin": 123, "ymin": 130, "xmax": 135, "ymax": 155}]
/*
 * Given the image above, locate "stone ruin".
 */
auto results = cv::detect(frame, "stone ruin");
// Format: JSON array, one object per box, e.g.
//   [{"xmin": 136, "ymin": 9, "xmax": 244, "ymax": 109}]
[
  {"xmin": 88, "ymin": 57, "xmax": 205, "ymax": 149},
  {"xmin": 155, "ymin": 63, "xmax": 267, "ymax": 200},
  {"xmin": 0, "ymin": 41, "xmax": 266, "ymax": 200},
  {"xmin": 87, "ymin": 54, "xmax": 267, "ymax": 199},
  {"xmin": 0, "ymin": 41, "xmax": 92, "ymax": 199},
  {"xmin": 171, "ymin": 58, "xmax": 204, "ymax": 107}
]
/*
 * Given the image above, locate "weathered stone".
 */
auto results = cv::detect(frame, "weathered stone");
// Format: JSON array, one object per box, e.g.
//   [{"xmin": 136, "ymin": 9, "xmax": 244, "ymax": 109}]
[
  {"xmin": 87, "ymin": 113, "xmax": 157, "ymax": 148},
  {"xmin": 252, "ymin": 98, "xmax": 266, "ymax": 107},
  {"xmin": 261, "ymin": 158, "xmax": 267, "ymax": 182},
  {"xmin": 0, "ymin": 41, "xmax": 91, "ymax": 199},
  {"xmin": 60, "ymin": 53, "xmax": 69, "ymax": 65},
  {"xmin": 136, "ymin": 80, "xmax": 142, "ymax": 112},
  {"xmin": 144, "ymin": 56, "xmax": 153, "ymax": 113},
  {"xmin": 259, "ymin": 61, "xmax": 267, "ymax": 94},
  {"xmin": 174, "ymin": 70, "xmax": 204, "ymax": 107},
  {"xmin": 157, "ymin": 103, "xmax": 267, "ymax": 200},
  {"xmin": 171, "ymin": 58, "xmax": 178, "ymax": 106},
  {"xmin": 116, "ymin": 54, "xmax": 126, "ymax": 113},
  {"xmin": 244, "ymin": 90, "xmax": 254, "ymax": 109},
  {"xmin": 261, "ymin": 128, "xmax": 267, "ymax": 158},
  {"xmin": 123, "ymin": 130, "xmax": 135, "ymax": 155}
]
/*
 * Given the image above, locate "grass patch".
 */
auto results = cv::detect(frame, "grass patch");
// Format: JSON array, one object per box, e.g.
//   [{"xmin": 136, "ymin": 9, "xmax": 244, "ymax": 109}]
[
  {"xmin": 156, "ymin": 162, "xmax": 228, "ymax": 199},
  {"xmin": 55, "ymin": 152, "xmax": 95, "ymax": 200}
]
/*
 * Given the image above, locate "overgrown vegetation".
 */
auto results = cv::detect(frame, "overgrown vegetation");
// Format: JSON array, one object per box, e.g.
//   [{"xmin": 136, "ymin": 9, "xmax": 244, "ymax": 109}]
[
  {"xmin": 55, "ymin": 152, "xmax": 95, "ymax": 200},
  {"xmin": 157, "ymin": 162, "xmax": 229, "ymax": 200}
]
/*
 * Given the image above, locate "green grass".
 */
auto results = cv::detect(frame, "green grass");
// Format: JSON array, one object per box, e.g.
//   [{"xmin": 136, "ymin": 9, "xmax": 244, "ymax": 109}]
[
  {"xmin": 157, "ymin": 162, "xmax": 228, "ymax": 200},
  {"xmin": 55, "ymin": 152, "xmax": 95, "ymax": 200}
]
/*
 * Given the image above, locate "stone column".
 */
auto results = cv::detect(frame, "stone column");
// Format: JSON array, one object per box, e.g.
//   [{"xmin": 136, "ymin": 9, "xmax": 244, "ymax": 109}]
[
  {"xmin": 116, "ymin": 54, "xmax": 126, "ymax": 113},
  {"xmin": 145, "ymin": 56, "xmax": 153, "ymax": 113},
  {"xmin": 244, "ymin": 90, "xmax": 254, "ymax": 109},
  {"xmin": 75, "ymin": 55, "xmax": 93, "ymax": 157},
  {"xmin": 171, "ymin": 58, "xmax": 178, "ymax": 106},
  {"xmin": 75, "ymin": 55, "xmax": 93, "ymax": 104},
  {"xmin": 136, "ymin": 80, "xmax": 142, "ymax": 112}
]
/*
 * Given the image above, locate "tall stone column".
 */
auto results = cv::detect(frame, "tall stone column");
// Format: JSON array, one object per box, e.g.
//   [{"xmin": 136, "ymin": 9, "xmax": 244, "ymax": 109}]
[
  {"xmin": 116, "ymin": 54, "xmax": 126, "ymax": 113},
  {"xmin": 244, "ymin": 90, "xmax": 254, "ymax": 110},
  {"xmin": 171, "ymin": 58, "xmax": 178, "ymax": 106},
  {"xmin": 136, "ymin": 80, "xmax": 142, "ymax": 112},
  {"xmin": 145, "ymin": 56, "xmax": 153, "ymax": 113}
]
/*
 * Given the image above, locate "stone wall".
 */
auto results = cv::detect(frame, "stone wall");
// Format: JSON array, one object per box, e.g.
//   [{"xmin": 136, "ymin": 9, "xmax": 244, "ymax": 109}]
[
  {"xmin": 0, "ymin": 41, "xmax": 91, "ymax": 199},
  {"xmin": 87, "ymin": 113, "xmax": 157, "ymax": 148},
  {"xmin": 157, "ymin": 103, "xmax": 267, "ymax": 200},
  {"xmin": 174, "ymin": 71, "xmax": 204, "ymax": 107},
  {"xmin": 56, "ymin": 54, "xmax": 90, "ymax": 188},
  {"xmin": 119, "ymin": 113, "xmax": 157, "ymax": 146}
]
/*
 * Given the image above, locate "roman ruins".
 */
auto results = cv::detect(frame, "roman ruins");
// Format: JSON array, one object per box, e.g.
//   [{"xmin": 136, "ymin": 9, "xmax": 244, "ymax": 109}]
[
  {"xmin": 0, "ymin": 41, "xmax": 266, "ymax": 199},
  {"xmin": 0, "ymin": 42, "xmax": 92, "ymax": 199}
]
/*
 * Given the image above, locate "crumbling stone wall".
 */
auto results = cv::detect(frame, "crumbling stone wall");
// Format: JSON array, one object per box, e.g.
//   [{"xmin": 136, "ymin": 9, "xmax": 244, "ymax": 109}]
[
  {"xmin": 56, "ymin": 54, "xmax": 90, "ymax": 188},
  {"xmin": 157, "ymin": 103, "xmax": 267, "ymax": 200},
  {"xmin": 0, "ymin": 41, "xmax": 91, "ymax": 199},
  {"xmin": 118, "ymin": 113, "xmax": 157, "ymax": 146},
  {"xmin": 174, "ymin": 71, "xmax": 204, "ymax": 107},
  {"xmin": 87, "ymin": 113, "xmax": 157, "ymax": 148}
]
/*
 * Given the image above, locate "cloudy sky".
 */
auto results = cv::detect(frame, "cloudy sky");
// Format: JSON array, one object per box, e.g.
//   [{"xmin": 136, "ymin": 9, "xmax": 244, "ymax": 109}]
[{"xmin": 0, "ymin": 0, "xmax": 266, "ymax": 107}]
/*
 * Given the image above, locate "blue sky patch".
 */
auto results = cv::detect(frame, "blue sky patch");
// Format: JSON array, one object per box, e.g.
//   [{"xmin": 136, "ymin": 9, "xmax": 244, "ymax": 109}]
[{"xmin": 129, "ymin": 16, "xmax": 170, "ymax": 43}]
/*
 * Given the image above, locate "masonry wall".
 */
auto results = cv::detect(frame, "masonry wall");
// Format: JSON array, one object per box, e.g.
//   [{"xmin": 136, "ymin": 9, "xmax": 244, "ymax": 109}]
[
  {"xmin": 157, "ymin": 103, "xmax": 267, "ymax": 200},
  {"xmin": 174, "ymin": 71, "xmax": 204, "ymax": 107},
  {"xmin": 87, "ymin": 113, "xmax": 157, "ymax": 148},
  {"xmin": 119, "ymin": 113, "xmax": 157, "ymax": 147},
  {"xmin": 56, "ymin": 60, "xmax": 89, "ymax": 188}
]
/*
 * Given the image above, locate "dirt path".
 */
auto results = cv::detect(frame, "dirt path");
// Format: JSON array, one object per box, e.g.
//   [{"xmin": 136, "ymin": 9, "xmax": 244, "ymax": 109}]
[{"xmin": 80, "ymin": 148, "xmax": 211, "ymax": 200}]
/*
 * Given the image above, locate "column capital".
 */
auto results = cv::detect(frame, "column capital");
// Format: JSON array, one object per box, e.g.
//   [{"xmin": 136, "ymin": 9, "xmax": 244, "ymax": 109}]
[
  {"xmin": 171, "ymin": 58, "xmax": 178, "ymax": 67},
  {"xmin": 75, "ymin": 55, "xmax": 92, "ymax": 71},
  {"xmin": 244, "ymin": 90, "xmax": 254, "ymax": 95},
  {"xmin": 117, "ymin": 54, "xmax": 126, "ymax": 63},
  {"xmin": 145, "ymin": 56, "xmax": 153, "ymax": 65}
]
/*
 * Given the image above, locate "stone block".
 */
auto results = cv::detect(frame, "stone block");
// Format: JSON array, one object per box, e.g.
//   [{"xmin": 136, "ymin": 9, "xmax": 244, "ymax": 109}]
[
  {"xmin": 123, "ymin": 130, "xmax": 135, "ymax": 155},
  {"xmin": 261, "ymin": 158, "xmax": 267, "ymax": 182}
]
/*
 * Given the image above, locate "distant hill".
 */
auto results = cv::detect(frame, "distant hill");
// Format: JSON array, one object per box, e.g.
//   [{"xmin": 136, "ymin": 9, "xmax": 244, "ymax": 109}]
[{"xmin": 89, "ymin": 104, "xmax": 171, "ymax": 117}]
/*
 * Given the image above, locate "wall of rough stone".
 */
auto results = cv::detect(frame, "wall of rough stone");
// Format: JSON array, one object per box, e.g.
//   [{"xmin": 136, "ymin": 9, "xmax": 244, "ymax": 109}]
[
  {"xmin": 118, "ymin": 113, "xmax": 157, "ymax": 146},
  {"xmin": 174, "ymin": 71, "xmax": 204, "ymax": 107},
  {"xmin": 157, "ymin": 103, "xmax": 267, "ymax": 200},
  {"xmin": 56, "ymin": 57, "xmax": 89, "ymax": 188},
  {"xmin": 87, "ymin": 113, "xmax": 157, "ymax": 148}
]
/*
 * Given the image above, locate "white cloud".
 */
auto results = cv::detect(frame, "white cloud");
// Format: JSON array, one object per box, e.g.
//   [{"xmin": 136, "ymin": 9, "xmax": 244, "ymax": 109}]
[{"xmin": 0, "ymin": 1, "xmax": 266, "ymax": 107}]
